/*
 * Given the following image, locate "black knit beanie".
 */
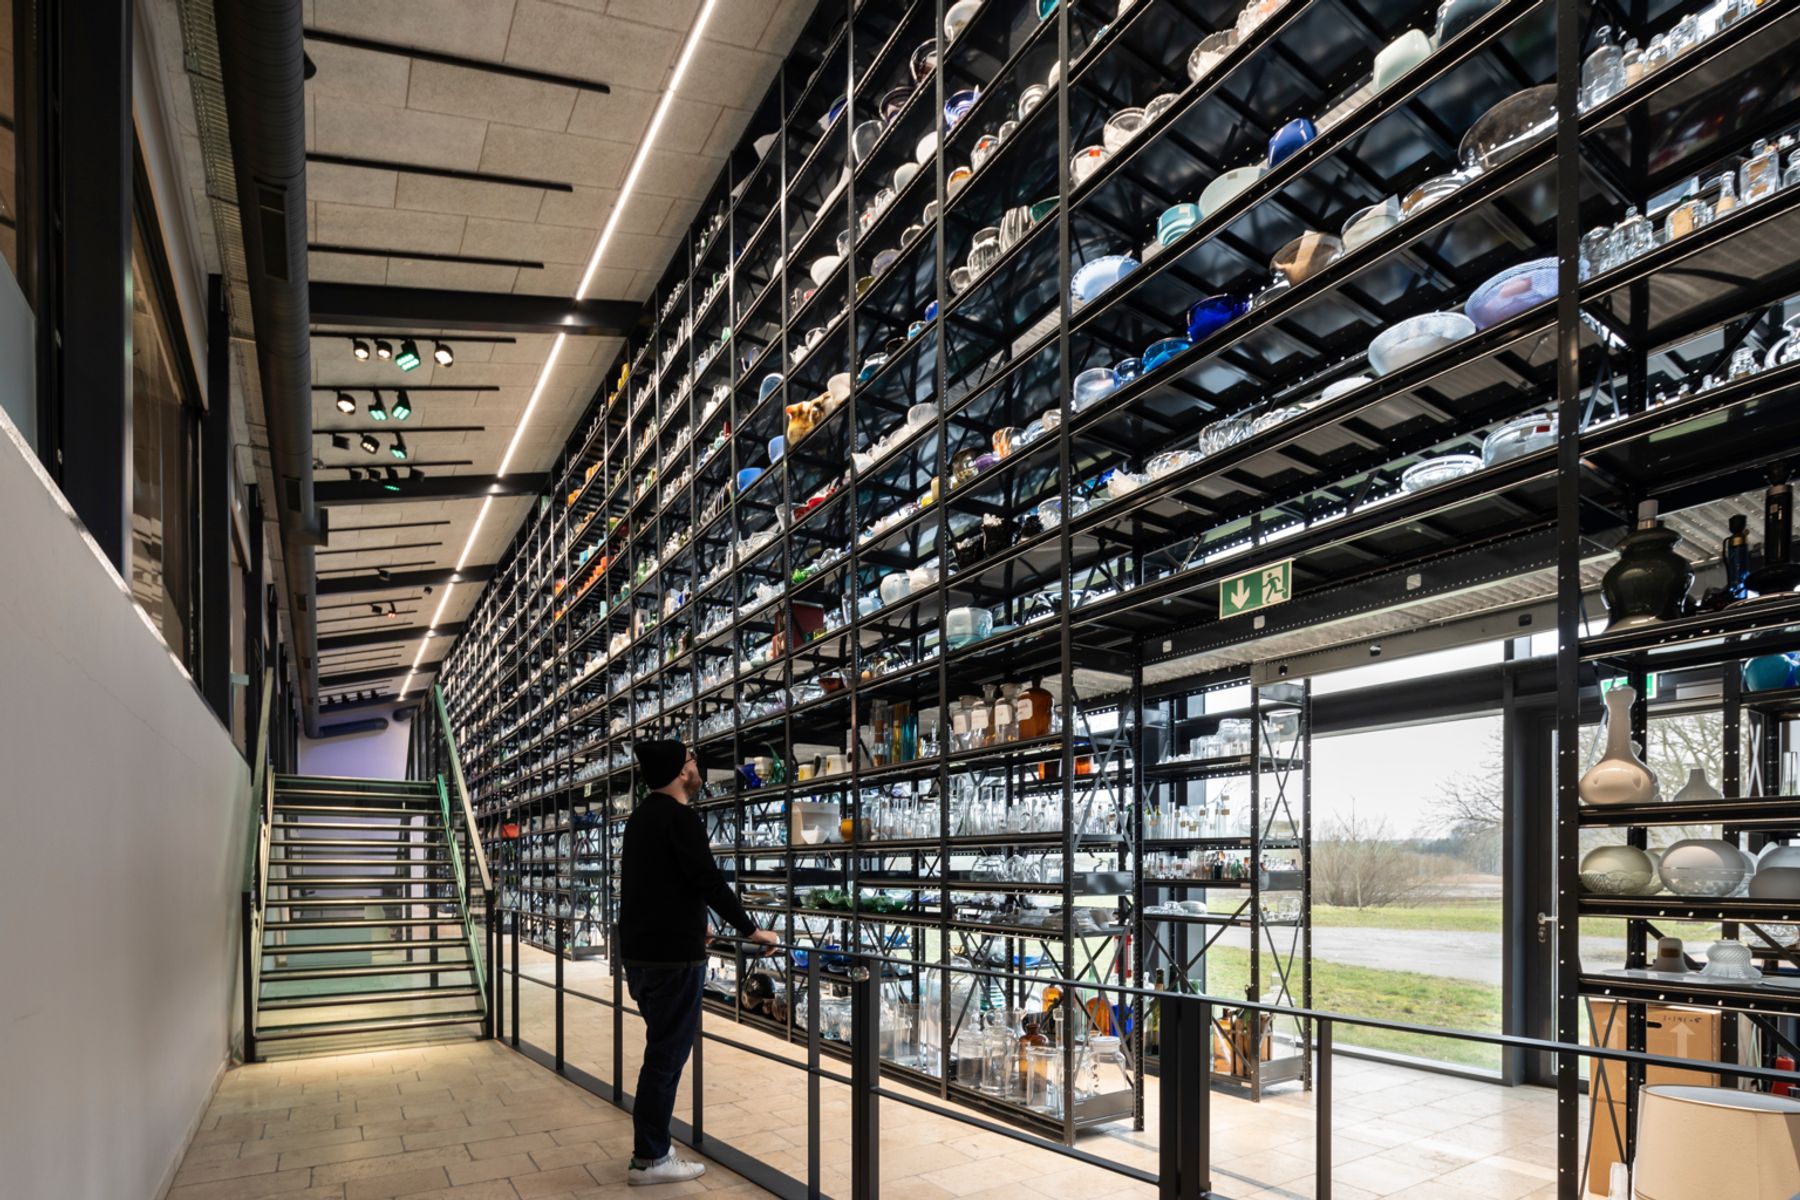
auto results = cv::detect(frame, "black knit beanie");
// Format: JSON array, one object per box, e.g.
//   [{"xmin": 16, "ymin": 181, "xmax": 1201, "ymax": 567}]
[{"xmin": 634, "ymin": 738, "xmax": 687, "ymax": 791}]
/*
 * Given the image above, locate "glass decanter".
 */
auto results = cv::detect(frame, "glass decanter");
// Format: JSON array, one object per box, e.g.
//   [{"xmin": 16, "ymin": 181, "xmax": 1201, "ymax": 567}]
[
  {"xmin": 1620, "ymin": 37, "xmax": 1645, "ymax": 85},
  {"xmin": 1605, "ymin": 206, "xmax": 1656, "ymax": 265},
  {"xmin": 1581, "ymin": 26, "xmax": 1625, "ymax": 110},
  {"xmin": 1741, "ymin": 138, "xmax": 1781, "ymax": 203},
  {"xmin": 1714, "ymin": 170, "xmax": 1740, "ymax": 218}
]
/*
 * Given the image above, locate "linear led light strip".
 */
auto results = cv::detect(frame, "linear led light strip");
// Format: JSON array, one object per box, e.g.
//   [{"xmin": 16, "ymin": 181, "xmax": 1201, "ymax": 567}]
[{"xmin": 404, "ymin": 1, "xmax": 719, "ymax": 702}]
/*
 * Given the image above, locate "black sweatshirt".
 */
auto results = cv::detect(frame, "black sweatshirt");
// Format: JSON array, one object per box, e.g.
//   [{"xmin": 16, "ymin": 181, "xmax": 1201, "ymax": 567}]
[{"xmin": 619, "ymin": 791, "xmax": 757, "ymax": 964}]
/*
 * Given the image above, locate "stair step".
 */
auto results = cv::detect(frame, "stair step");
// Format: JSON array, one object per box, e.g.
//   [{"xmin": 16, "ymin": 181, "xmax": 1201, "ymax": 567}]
[
  {"xmin": 262, "ymin": 928, "xmax": 460, "ymax": 935},
  {"xmin": 258, "ymin": 986, "xmax": 483, "ymax": 1011},
  {"xmin": 269, "ymin": 857, "xmax": 452, "ymax": 867},
  {"xmin": 267, "ymin": 878, "xmax": 450, "ymax": 888},
  {"xmin": 260, "ymin": 938, "xmax": 468, "ymax": 956},
  {"xmin": 270, "ymin": 822, "xmax": 442, "ymax": 834},
  {"xmin": 276, "ymin": 775, "xmax": 437, "ymax": 790},
  {"xmin": 263, "ymin": 897, "xmax": 457, "ymax": 908},
  {"xmin": 254, "ymin": 1012, "xmax": 486, "ymax": 1042},
  {"xmin": 271, "ymin": 838, "xmax": 445, "ymax": 849},
  {"xmin": 273, "ymin": 804, "xmax": 440, "ymax": 818},
  {"xmin": 262, "ymin": 960, "xmax": 475, "ymax": 982}
]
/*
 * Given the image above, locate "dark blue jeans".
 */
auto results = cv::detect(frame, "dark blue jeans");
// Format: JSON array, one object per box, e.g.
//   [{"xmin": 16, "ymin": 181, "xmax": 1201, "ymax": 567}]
[{"xmin": 625, "ymin": 963, "xmax": 705, "ymax": 1162}]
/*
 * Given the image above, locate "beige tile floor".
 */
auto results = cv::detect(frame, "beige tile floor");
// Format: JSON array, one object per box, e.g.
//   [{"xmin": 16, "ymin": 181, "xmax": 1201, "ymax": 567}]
[{"xmin": 176, "ymin": 942, "xmax": 1587, "ymax": 1200}]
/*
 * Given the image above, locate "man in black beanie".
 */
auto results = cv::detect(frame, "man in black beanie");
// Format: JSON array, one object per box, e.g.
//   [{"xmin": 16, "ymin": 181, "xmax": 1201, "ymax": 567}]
[{"xmin": 618, "ymin": 737, "xmax": 776, "ymax": 1184}]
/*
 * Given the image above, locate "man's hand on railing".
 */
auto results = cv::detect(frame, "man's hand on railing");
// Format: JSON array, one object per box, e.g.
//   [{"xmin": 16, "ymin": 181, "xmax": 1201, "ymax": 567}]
[{"xmin": 746, "ymin": 929, "xmax": 780, "ymax": 957}]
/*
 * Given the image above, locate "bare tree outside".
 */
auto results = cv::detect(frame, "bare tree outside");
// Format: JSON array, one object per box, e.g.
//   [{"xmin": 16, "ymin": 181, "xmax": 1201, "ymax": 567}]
[{"xmin": 1313, "ymin": 808, "xmax": 1455, "ymax": 908}]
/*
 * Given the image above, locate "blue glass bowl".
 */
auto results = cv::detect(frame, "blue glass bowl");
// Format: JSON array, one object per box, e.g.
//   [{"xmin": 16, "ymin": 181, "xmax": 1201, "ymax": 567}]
[
  {"xmin": 857, "ymin": 353, "xmax": 889, "ymax": 383},
  {"xmin": 737, "ymin": 467, "xmax": 764, "ymax": 491},
  {"xmin": 945, "ymin": 88, "xmax": 980, "ymax": 129},
  {"xmin": 1268, "ymin": 117, "xmax": 1317, "ymax": 168},
  {"xmin": 769, "ymin": 435, "xmax": 787, "ymax": 463},
  {"xmin": 1143, "ymin": 337, "xmax": 1192, "ymax": 371},
  {"xmin": 1186, "ymin": 294, "xmax": 1247, "ymax": 342},
  {"xmin": 1465, "ymin": 257, "xmax": 1557, "ymax": 330},
  {"xmin": 1157, "ymin": 203, "xmax": 1202, "ymax": 245},
  {"xmin": 1114, "ymin": 357, "xmax": 1143, "ymax": 382},
  {"xmin": 1071, "ymin": 254, "xmax": 1140, "ymax": 305},
  {"xmin": 924, "ymin": 299, "xmax": 939, "ymax": 322},
  {"xmin": 1745, "ymin": 654, "xmax": 1799, "ymax": 692}
]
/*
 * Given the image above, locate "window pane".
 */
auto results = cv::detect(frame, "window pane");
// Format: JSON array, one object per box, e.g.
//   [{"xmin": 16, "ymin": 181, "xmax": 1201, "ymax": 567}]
[
  {"xmin": 1310, "ymin": 713, "xmax": 1505, "ymax": 1070},
  {"xmin": 130, "ymin": 228, "xmax": 196, "ymax": 667}
]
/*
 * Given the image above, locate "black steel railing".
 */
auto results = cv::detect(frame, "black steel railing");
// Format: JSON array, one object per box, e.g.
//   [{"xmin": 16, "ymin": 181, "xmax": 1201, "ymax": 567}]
[
  {"xmin": 490, "ymin": 933, "xmax": 1795, "ymax": 1200},
  {"xmin": 237, "ymin": 667, "xmax": 276, "ymax": 1063}
]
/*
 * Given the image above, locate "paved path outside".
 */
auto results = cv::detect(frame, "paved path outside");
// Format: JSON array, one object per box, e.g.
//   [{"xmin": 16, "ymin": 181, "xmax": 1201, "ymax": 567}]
[{"xmin": 1209, "ymin": 925, "xmax": 1628, "ymax": 987}]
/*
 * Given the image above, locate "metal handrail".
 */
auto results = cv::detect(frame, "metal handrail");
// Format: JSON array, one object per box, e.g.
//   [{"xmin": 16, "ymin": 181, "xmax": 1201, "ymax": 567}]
[
  {"xmin": 435, "ymin": 775, "xmax": 488, "ymax": 1002},
  {"xmin": 433, "ymin": 685, "xmax": 491, "ymax": 891},
  {"xmin": 240, "ymin": 668, "xmax": 275, "ymax": 1060}
]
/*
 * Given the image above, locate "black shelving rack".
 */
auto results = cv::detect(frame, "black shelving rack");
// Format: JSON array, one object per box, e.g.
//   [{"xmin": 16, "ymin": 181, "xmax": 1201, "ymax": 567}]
[{"xmin": 435, "ymin": 0, "xmax": 1800, "ymax": 1179}]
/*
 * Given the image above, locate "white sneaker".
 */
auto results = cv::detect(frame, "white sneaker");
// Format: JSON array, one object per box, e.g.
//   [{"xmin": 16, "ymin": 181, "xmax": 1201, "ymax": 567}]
[{"xmin": 628, "ymin": 1152, "xmax": 708, "ymax": 1185}]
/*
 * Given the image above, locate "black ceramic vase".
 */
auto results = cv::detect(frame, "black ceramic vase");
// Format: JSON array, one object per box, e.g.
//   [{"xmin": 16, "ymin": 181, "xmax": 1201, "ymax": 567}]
[{"xmin": 1601, "ymin": 506, "xmax": 1693, "ymax": 630}]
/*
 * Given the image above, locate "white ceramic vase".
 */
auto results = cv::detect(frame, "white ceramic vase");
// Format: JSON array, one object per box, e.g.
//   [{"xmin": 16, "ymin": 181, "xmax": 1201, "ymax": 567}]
[
  {"xmin": 1671, "ymin": 767, "xmax": 1722, "ymax": 802},
  {"xmin": 1578, "ymin": 686, "xmax": 1657, "ymax": 806}
]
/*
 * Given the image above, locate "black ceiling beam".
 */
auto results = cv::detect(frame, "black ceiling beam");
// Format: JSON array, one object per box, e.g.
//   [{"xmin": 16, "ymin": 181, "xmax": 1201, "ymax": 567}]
[
  {"xmin": 313, "ymin": 385, "xmax": 501, "ymax": 393},
  {"xmin": 315, "ymin": 425, "xmax": 487, "ymax": 435},
  {"xmin": 320, "ymin": 660, "xmax": 442, "ymax": 688},
  {"xmin": 303, "ymin": 28, "xmax": 609, "ymax": 93},
  {"xmin": 309, "ymin": 243, "xmax": 544, "ymax": 271},
  {"xmin": 307, "ymin": 152, "xmax": 575, "ymax": 194},
  {"xmin": 310, "ymin": 283, "xmax": 638, "ymax": 337},
  {"xmin": 319, "ymin": 692, "xmax": 405, "ymax": 714},
  {"xmin": 318, "ymin": 566, "xmax": 494, "ymax": 596},
  {"xmin": 319, "ymin": 622, "xmax": 466, "ymax": 651},
  {"xmin": 315, "ymin": 473, "xmax": 546, "ymax": 504}
]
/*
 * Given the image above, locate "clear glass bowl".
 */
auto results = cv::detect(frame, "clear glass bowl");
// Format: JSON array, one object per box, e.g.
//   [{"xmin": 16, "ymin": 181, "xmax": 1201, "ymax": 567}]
[
  {"xmin": 1199, "ymin": 165, "xmax": 1263, "ymax": 215},
  {"xmin": 1460, "ymin": 84, "xmax": 1556, "ymax": 174},
  {"xmin": 1072, "ymin": 366, "xmax": 1119, "ymax": 410},
  {"xmin": 1465, "ymin": 257, "xmax": 1557, "ymax": 329},
  {"xmin": 1200, "ymin": 415, "xmax": 1254, "ymax": 455},
  {"xmin": 1072, "ymin": 144, "xmax": 1110, "ymax": 186},
  {"xmin": 1400, "ymin": 454, "xmax": 1482, "ymax": 492},
  {"xmin": 1271, "ymin": 231, "xmax": 1343, "ymax": 285},
  {"xmin": 1367, "ymin": 311, "xmax": 1476, "ymax": 375},
  {"xmin": 852, "ymin": 118, "xmax": 884, "ymax": 164},
  {"xmin": 810, "ymin": 254, "xmax": 842, "ymax": 287},
  {"xmin": 1187, "ymin": 30, "xmax": 1237, "ymax": 84},
  {"xmin": 945, "ymin": 605, "xmax": 994, "ymax": 649},
  {"xmin": 1102, "ymin": 107, "xmax": 1147, "ymax": 152},
  {"xmin": 1147, "ymin": 449, "xmax": 1200, "ymax": 478},
  {"xmin": 1341, "ymin": 196, "xmax": 1402, "ymax": 250},
  {"xmin": 1481, "ymin": 412, "xmax": 1554, "ymax": 465},
  {"xmin": 1036, "ymin": 495, "xmax": 1088, "ymax": 528},
  {"xmin": 1402, "ymin": 171, "xmax": 1468, "ymax": 216},
  {"xmin": 1250, "ymin": 404, "xmax": 1306, "ymax": 434}
]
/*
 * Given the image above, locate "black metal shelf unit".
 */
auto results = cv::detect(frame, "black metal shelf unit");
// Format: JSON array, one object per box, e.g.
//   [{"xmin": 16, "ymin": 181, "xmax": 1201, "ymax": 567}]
[{"xmin": 431, "ymin": 0, "xmax": 1800, "ymax": 1179}]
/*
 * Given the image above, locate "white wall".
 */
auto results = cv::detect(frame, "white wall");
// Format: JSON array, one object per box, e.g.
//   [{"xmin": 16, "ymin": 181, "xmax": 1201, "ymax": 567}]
[
  {"xmin": 0, "ymin": 403, "xmax": 250, "ymax": 1199},
  {"xmin": 298, "ymin": 704, "xmax": 416, "ymax": 780}
]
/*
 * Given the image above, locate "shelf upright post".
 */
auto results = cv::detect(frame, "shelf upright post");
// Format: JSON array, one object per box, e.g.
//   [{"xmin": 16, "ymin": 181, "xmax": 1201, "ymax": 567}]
[
  {"xmin": 1129, "ymin": 656, "xmax": 1146, "ymax": 1131},
  {"xmin": 1248, "ymin": 686, "xmax": 1264, "ymax": 1103},
  {"xmin": 930, "ymin": 0, "xmax": 954, "ymax": 1104},
  {"xmin": 1552, "ymin": 0, "xmax": 1585, "ymax": 1191},
  {"xmin": 1623, "ymin": 660, "xmax": 1650, "ymax": 1153},
  {"xmin": 1054, "ymin": 0, "xmax": 1077, "ymax": 1149}
]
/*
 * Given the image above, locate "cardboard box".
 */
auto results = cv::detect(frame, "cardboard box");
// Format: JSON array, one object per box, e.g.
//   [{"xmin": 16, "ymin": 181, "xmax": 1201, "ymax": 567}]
[{"xmin": 1587, "ymin": 1000, "xmax": 1721, "ymax": 1103}]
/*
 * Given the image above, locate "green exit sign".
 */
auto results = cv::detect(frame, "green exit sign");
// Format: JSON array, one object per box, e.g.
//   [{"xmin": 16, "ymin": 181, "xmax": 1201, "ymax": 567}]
[
  {"xmin": 1601, "ymin": 675, "xmax": 1659, "ymax": 700},
  {"xmin": 1219, "ymin": 560, "xmax": 1293, "ymax": 618}
]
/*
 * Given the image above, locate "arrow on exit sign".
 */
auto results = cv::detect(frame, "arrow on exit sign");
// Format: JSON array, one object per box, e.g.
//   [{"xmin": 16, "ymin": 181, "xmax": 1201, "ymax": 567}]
[{"xmin": 1219, "ymin": 560, "xmax": 1293, "ymax": 618}]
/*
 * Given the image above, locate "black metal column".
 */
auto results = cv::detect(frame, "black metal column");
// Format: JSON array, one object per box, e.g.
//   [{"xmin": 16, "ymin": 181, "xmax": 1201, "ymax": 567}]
[
  {"xmin": 201, "ymin": 274, "xmax": 234, "ymax": 723},
  {"xmin": 849, "ymin": 960, "xmax": 880, "ymax": 1200},
  {"xmin": 47, "ymin": 0, "xmax": 134, "ymax": 570}
]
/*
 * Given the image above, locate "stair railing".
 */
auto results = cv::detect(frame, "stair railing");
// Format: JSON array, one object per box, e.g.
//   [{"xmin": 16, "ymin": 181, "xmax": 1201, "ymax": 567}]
[
  {"xmin": 239, "ymin": 667, "xmax": 276, "ymax": 1062},
  {"xmin": 429, "ymin": 685, "xmax": 491, "ymax": 1031}
]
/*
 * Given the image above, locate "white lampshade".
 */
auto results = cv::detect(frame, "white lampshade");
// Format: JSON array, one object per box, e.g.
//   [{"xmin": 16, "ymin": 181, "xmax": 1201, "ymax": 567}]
[{"xmin": 1633, "ymin": 1085, "xmax": 1800, "ymax": 1198}]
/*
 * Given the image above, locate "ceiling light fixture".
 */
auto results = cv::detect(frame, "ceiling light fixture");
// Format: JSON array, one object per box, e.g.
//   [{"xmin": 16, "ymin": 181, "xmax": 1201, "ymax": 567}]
[
  {"xmin": 576, "ymin": 0, "xmax": 718, "ymax": 301},
  {"xmin": 330, "ymin": 432, "xmax": 351, "ymax": 451},
  {"xmin": 395, "ymin": 338, "xmax": 422, "ymax": 371},
  {"xmin": 390, "ymin": 389, "xmax": 412, "ymax": 421},
  {"xmin": 389, "ymin": 433, "xmax": 409, "ymax": 461},
  {"xmin": 497, "ymin": 333, "xmax": 565, "ymax": 477},
  {"xmin": 359, "ymin": 433, "xmax": 381, "ymax": 454},
  {"xmin": 374, "ymin": 338, "xmax": 393, "ymax": 360},
  {"xmin": 408, "ymin": 467, "xmax": 425, "ymax": 481},
  {"xmin": 383, "ymin": 467, "xmax": 402, "ymax": 493},
  {"xmin": 368, "ymin": 391, "xmax": 388, "ymax": 421},
  {"xmin": 334, "ymin": 391, "xmax": 357, "ymax": 414},
  {"xmin": 351, "ymin": 337, "xmax": 370, "ymax": 360},
  {"xmin": 369, "ymin": 603, "xmax": 383, "ymax": 616},
  {"xmin": 433, "ymin": 341, "xmax": 454, "ymax": 367},
  {"xmin": 386, "ymin": 601, "xmax": 399, "ymax": 619}
]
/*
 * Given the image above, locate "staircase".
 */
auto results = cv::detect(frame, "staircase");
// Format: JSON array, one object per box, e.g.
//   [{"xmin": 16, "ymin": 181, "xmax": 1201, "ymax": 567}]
[{"xmin": 247, "ymin": 774, "xmax": 489, "ymax": 1056}]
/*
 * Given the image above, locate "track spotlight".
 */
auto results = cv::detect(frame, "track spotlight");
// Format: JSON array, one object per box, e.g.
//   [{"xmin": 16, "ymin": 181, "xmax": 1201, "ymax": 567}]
[
  {"xmin": 395, "ymin": 338, "xmax": 422, "ymax": 372},
  {"xmin": 408, "ymin": 467, "xmax": 425, "ymax": 481},
  {"xmin": 383, "ymin": 467, "xmax": 402, "ymax": 493},
  {"xmin": 390, "ymin": 389, "xmax": 412, "ymax": 421},
  {"xmin": 389, "ymin": 433, "xmax": 409, "ymax": 461},
  {"xmin": 433, "ymin": 341, "xmax": 454, "ymax": 367},
  {"xmin": 335, "ymin": 391, "xmax": 357, "ymax": 414},
  {"xmin": 311, "ymin": 455, "xmax": 325, "ymax": 469},
  {"xmin": 368, "ymin": 391, "xmax": 388, "ymax": 422},
  {"xmin": 369, "ymin": 603, "xmax": 383, "ymax": 616},
  {"xmin": 386, "ymin": 601, "xmax": 399, "ymax": 619},
  {"xmin": 360, "ymin": 432, "xmax": 381, "ymax": 454},
  {"xmin": 374, "ymin": 338, "xmax": 393, "ymax": 360},
  {"xmin": 351, "ymin": 338, "xmax": 370, "ymax": 361},
  {"xmin": 330, "ymin": 432, "xmax": 350, "ymax": 451}
]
